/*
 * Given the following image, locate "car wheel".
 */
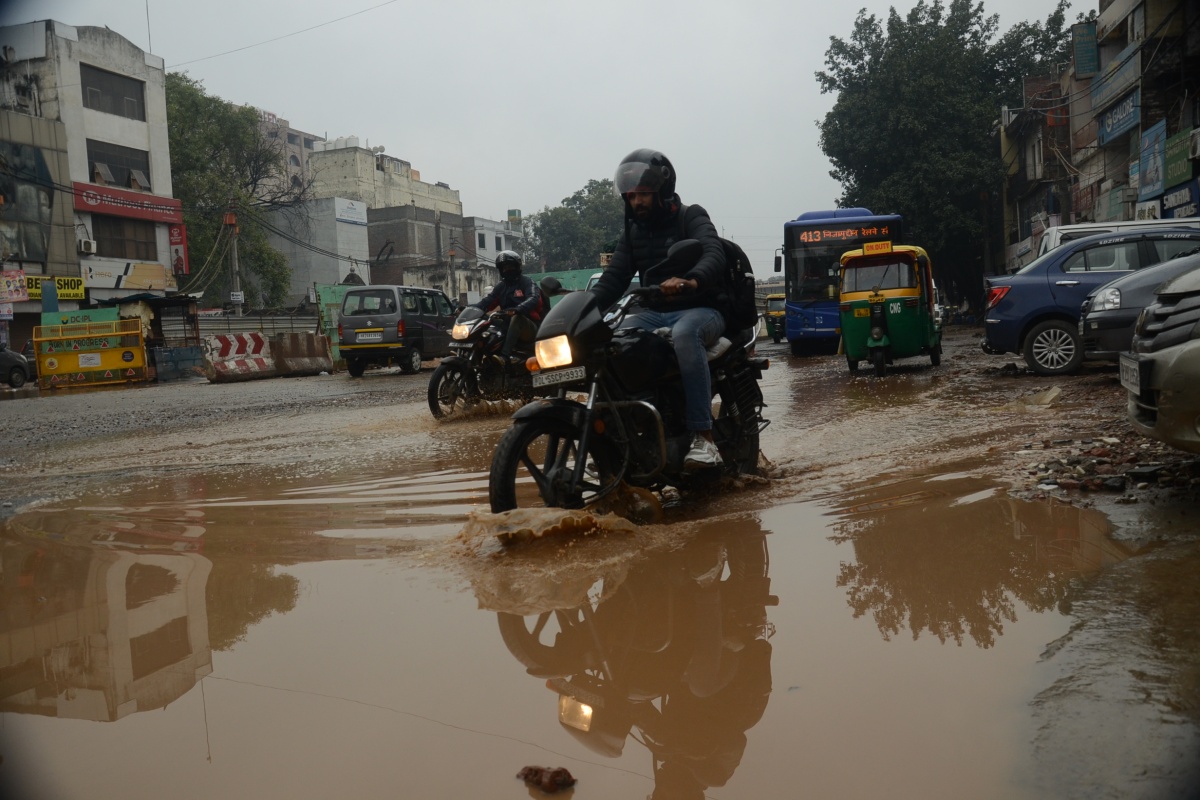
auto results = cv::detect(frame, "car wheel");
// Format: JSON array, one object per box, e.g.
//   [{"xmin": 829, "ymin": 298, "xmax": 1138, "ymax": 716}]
[
  {"xmin": 346, "ymin": 358, "xmax": 366, "ymax": 378},
  {"xmin": 7, "ymin": 366, "xmax": 27, "ymax": 389},
  {"xmin": 1023, "ymin": 320, "xmax": 1082, "ymax": 376},
  {"xmin": 401, "ymin": 348, "xmax": 422, "ymax": 374}
]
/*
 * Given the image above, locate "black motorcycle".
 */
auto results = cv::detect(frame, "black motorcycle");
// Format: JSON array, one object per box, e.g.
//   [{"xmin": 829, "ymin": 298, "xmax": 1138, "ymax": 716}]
[
  {"xmin": 488, "ymin": 239, "xmax": 769, "ymax": 512},
  {"xmin": 427, "ymin": 306, "xmax": 542, "ymax": 418}
]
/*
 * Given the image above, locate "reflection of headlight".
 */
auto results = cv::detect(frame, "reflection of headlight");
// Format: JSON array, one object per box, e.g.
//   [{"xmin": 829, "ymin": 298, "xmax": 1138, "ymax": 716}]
[
  {"xmin": 536, "ymin": 335, "xmax": 573, "ymax": 369},
  {"xmin": 1093, "ymin": 287, "xmax": 1121, "ymax": 312},
  {"xmin": 452, "ymin": 323, "xmax": 472, "ymax": 340},
  {"xmin": 558, "ymin": 695, "xmax": 594, "ymax": 732}
]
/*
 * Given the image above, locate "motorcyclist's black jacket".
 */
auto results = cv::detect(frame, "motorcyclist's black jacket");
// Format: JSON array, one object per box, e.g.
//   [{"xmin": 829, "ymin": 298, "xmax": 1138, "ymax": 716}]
[
  {"xmin": 474, "ymin": 273, "xmax": 543, "ymax": 319},
  {"xmin": 591, "ymin": 195, "xmax": 726, "ymax": 315}
]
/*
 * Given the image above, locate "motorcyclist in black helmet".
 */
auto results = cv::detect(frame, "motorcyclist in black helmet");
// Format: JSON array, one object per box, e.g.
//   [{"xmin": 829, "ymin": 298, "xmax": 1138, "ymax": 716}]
[
  {"xmin": 473, "ymin": 250, "xmax": 544, "ymax": 363},
  {"xmin": 591, "ymin": 149, "xmax": 728, "ymax": 470}
]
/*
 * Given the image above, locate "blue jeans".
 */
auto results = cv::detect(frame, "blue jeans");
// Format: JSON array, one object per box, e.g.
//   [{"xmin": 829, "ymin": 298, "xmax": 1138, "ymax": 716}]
[{"xmin": 620, "ymin": 306, "xmax": 725, "ymax": 432}]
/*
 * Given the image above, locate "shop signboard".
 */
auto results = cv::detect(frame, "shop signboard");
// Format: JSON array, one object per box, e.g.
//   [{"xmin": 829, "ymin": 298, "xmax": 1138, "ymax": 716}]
[
  {"xmin": 169, "ymin": 224, "xmax": 190, "ymax": 275},
  {"xmin": 1164, "ymin": 129, "xmax": 1194, "ymax": 189},
  {"xmin": 1162, "ymin": 179, "xmax": 1199, "ymax": 220},
  {"xmin": 25, "ymin": 275, "xmax": 85, "ymax": 300},
  {"xmin": 1098, "ymin": 88, "xmax": 1139, "ymax": 145}
]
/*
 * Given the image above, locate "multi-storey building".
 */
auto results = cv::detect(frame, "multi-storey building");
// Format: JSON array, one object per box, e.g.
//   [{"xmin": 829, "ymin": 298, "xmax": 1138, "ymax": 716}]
[
  {"xmin": 0, "ymin": 20, "xmax": 180, "ymax": 345},
  {"xmin": 999, "ymin": 0, "xmax": 1200, "ymax": 273}
]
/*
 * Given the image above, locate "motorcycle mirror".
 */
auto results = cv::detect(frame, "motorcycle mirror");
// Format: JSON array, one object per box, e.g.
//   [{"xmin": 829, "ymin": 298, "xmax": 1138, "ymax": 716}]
[
  {"xmin": 540, "ymin": 276, "xmax": 564, "ymax": 295},
  {"xmin": 665, "ymin": 238, "xmax": 703, "ymax": 267}
]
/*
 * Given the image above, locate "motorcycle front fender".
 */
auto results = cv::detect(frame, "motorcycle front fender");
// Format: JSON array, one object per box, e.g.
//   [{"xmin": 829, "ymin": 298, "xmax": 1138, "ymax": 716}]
[{"xmin": 511, "ymin": 396, "xmax": 588, "ymax": 428}]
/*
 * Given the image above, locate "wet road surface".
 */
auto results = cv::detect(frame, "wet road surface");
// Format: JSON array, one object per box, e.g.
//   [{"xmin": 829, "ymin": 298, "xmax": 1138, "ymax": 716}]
[{"xmin": 2, "ymin": 329, "xmax": 1198, "ymax": 799}]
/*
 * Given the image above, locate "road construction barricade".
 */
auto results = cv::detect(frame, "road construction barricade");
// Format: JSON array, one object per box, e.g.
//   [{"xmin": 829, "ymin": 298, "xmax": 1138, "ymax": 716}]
[
  {"xmin": 33, "ymin": 319, "xmax": 148, "ymax": 389},
  {"xmin": 202, "ymin": 332, "xmax": 278, "ymax": 382},
  {"xmin": 272, "ymin": 332, "xmax": 333, "ymax": 377}
]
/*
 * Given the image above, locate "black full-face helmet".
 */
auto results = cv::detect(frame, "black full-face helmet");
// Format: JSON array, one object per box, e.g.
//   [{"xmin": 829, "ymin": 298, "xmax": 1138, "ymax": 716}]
[
  {"xmin": 613, "ymin": 149, "xmax": 676, "ymax": 202},
  {"xmin": 496, "ymin": 250, "xmax": 522, "ymax": 280}
]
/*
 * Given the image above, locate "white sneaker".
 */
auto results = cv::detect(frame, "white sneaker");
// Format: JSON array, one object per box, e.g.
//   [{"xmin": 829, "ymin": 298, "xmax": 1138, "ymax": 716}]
[{"xmin": 684, "ymin": 434, "xmax": 723, "ymax": 471}]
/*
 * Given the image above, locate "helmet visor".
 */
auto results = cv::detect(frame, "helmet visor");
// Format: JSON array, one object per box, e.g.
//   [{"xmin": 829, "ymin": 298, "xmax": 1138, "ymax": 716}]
[{"xmin": 614, "ymin": 159, "xmax": 667, "ymax": 196}]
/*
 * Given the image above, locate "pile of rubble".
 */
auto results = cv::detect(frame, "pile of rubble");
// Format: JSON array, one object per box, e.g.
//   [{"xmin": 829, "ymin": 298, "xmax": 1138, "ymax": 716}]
[{"xmin": 1015, "ymin": 435, "xmax": 1200, "ymax": 504}]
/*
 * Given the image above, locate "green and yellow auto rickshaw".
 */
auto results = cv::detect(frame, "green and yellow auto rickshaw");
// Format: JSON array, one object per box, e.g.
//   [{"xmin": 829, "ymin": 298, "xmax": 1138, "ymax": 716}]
[
  {"xmin": 764, "ymin": 293, "xmax": 786, "ymax": 343},
  {"xmin": 838, "ymin": 243, "xmax": 942, "ymax": 377}
]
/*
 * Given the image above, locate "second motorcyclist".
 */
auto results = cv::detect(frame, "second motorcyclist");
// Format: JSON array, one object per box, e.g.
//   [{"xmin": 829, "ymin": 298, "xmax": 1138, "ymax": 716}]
[
  {"xmin": 590, "ymin": 149, "xmax": 729, "ymax": 470},
  {"xmin": 473, "ymin": 250, "xmax": 545, "ymax": 365}
]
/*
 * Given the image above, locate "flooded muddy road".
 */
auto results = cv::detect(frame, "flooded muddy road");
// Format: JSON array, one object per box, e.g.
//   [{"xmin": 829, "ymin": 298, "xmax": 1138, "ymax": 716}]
[{"xmin": 1, "ymin": 327, "xmax": 1198, "ymax": 799}]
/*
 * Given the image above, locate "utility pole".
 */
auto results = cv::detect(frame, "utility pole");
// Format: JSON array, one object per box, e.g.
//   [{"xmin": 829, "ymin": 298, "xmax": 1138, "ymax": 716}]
[
  {"xmin": 448, "ymin": 239, "xmax": 457, "ymax": 302},
  {"xmin": 224, "ymin": 208, "xmax": 243, "ymax": 317}
]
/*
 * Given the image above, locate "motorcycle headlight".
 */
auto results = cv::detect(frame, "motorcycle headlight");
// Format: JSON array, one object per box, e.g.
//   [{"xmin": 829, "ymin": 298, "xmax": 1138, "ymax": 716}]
[
  {"xmin": 452, "ymin": 323, "xmax": 472, "ymax": 340},
  {"xmin": 536, "ymin": 335, "xmax": 573, "ymax": 369},
  {"xmin": 1093, "ymin": 287, "xmax": 1121, "ymax": 312}
]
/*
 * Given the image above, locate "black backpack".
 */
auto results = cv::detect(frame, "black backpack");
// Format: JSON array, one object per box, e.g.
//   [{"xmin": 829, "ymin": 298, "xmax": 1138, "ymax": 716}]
[{"xmin": 677, "ymin": 204, "xmax": 759, "ymax": 331}]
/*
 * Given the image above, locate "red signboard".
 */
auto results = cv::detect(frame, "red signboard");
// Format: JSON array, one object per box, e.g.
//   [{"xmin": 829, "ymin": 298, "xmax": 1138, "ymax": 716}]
[
  {"xmin": 168, "ymin": 223, "xmax": 190, "ymax": 275},
  {"xmin": 73, "ymin": 182, "xmax": 183, "ymax": 224}
]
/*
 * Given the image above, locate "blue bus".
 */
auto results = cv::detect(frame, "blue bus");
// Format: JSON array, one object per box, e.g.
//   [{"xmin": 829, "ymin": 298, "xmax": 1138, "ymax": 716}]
[{"xmin": 776, "ymin": 208, "xmax": 903, "ymax": 355}]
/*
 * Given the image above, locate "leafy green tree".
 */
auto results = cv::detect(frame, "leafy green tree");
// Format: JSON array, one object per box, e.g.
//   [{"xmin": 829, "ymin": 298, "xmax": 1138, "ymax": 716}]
[
  {"xmin": 522, "ymin": 178, "xmax": 624, "ymax": 271},
  {"xmin": 166, "ymin": 72, "xmax": 310, "ymax": 308},
  {"xmin": 817, "ymin": 0, "xmax": 1075, "ymax": 299}
]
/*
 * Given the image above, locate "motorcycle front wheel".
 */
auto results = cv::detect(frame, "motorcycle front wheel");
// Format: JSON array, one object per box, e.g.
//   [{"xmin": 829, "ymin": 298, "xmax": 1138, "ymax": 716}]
[
  {"xmin": 489, "ymin": 416, "xmax": 619, "ymax": 512},
  {"xmin": 427, "ymin": 359, "xmax": 478, "ymax": 418}
]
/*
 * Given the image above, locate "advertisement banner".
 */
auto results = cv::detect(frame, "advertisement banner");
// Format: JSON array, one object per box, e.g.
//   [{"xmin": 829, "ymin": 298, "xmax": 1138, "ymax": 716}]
[
  {"xmin": 72, "ymin": 182, "xmax": 183, "ymax": 224},
  {"xmin": 1162, "ymin": 179, "xmax": 1199, "ymax": 219},
  {"xmin": 1135, "ymin": 200, "xmax": 1161, "ymax": 220},
  {"xmin": 85, "ymin": 262, "xmax": 178, "ymax": 292},
  {"xmin": 1, "ymin": 269, "xmax": 30, "ymax": 302},
  {"xmin": 334, "ymin": 198, "xmax": 367, "ymax": 226},
  {"xmin": 168, "ymin": 223, "xmax": 190, "ymax": 275},
  {"xmin": 1072, "ymin": 22, "xmax": 1099, "ymax": 78},
  {"xmin": 1164, "ymin": 129, "xmax": 1194, "ymax": 189},
  {"xmin": 0, "ymin": 303, "xmax": 12, "ymax": 320},
  {"xmin": 39, "ymin": 307, "xmax": 119, "ymax": 327},
  {"xmin": 1138, "ymin": 120, "xmax": 1167, "ymax": 202},
  {"xmin": 25, "ymin": 275, "xmax": 85, "ymax": 300}
]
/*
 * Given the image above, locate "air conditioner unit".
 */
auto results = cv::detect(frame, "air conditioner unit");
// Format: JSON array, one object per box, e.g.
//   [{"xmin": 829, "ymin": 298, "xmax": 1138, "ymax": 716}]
[
  {"xmin": 78, "ymin": 239, "xmax": 97, "ymax": 254},
  {"xmin": 1189, "ymin": 129, "xmax": 1200, "ymax": 160}
]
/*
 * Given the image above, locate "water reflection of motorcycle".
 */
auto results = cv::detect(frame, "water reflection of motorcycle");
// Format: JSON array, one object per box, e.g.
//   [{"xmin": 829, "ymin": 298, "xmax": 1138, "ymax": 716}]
[
  {"xmin": 427, "ymin": 307, "xmax": 545, "ymax": 418},
  {"xmin": 495, "ymin": 522, "xmax": 776, "ymax": 797},
  {"xmin": 487, "ymin": 240, "xmax": 769, "ymax": 511}
]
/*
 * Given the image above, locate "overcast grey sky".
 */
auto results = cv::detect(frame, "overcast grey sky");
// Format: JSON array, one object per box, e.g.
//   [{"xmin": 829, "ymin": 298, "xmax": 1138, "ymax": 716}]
[{"xmin": 3, "ymin": 0, "xmax": 1071, "ymax": 275}]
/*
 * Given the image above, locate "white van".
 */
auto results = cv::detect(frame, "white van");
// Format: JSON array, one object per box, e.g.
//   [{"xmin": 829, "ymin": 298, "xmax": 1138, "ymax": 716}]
[{"xmin": 1037, "ymin": 217, "xmax": 1200, "ymax": 257}]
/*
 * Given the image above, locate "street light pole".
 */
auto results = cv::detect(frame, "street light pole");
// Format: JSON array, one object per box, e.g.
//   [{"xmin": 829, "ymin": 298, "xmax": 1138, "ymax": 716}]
[{"xmin": 224, "ymin": 209, "xmax": 242, "ymax": 317}]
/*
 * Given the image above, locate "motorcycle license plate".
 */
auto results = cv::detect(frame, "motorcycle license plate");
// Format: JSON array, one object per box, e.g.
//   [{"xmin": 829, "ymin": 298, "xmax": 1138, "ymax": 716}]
[
  {"xmin": 1119, "ymin": 353, "xmax": 1147, "ymax": 397},
  {"xmin": 532, "ymin": 365, "xmax": 586, "ymax": 387}
]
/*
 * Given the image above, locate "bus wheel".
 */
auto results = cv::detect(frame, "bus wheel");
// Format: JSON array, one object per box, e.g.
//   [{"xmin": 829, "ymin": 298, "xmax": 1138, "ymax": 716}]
[
  {"xmin": 871, "ymin": 349, "xmax": 887, "ymax": 378},
  {"xmin": 789, "ymin": 340, "xmax": 807, "ymax": 356}
]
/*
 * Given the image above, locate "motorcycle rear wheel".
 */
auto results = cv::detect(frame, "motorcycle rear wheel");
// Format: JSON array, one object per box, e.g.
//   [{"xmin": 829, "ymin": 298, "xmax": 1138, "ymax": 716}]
[
  {"xmin": 490, "ymin": 416, "xmax": 619, "ymax": 512},
  {"xmin": 427, "ymin": 360, "xmax": 477, "ymax": 418}
]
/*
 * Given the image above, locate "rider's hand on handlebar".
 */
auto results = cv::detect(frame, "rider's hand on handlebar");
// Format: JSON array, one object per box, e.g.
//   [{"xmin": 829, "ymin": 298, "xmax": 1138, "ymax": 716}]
[{"xmin": 659, "ymin": 277, "xmax": 698, "ymax": 297}]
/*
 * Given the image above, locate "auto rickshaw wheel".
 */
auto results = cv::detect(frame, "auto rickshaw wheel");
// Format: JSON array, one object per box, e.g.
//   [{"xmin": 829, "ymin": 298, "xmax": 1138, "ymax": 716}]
[
  {"xmin": 930, "ymin": 343, "xmax": 942, "ymax": 367},
  {"xmin": 871, "ymin": 349, "xmax": 887, "ymax": 378},
  {"xmin": 846, "ymin": 356, "xmax": 859, "ymax": 372}
]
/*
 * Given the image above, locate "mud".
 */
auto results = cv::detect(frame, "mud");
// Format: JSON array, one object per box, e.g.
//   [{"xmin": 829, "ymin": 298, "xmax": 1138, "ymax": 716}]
[{"xmin": 2, "ymin": 326, "xmax": 1199, "ymax": 799}]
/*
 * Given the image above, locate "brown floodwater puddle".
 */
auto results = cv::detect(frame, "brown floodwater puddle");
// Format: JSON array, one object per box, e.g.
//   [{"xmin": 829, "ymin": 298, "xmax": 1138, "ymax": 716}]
[{"xmin": 4, "ymin": 448, "xmax": 1197, "ymax": 799}]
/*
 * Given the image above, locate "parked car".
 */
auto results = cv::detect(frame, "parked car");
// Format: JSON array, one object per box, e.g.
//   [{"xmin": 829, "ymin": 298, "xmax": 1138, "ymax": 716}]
[
  {"xmin": 1080, "ymin": 248, "xmax": 1200, "ymax": 360},
  {"xmin": 1, "ymin": 342, "xmax": 31, "ymax": 388},
  {"xmin": 1035, "ymin": 217, "xmax": 1200, "ymax": 258},
  {"xmin": 982, "ymin": 228, "xmax": 1200, "ymax": 375},
  {"xmin": 337, "ymin": 285, "xmax": 457, "ymax": 377},
  {"xmin": 1121, "ymin": 267, "xmax": 1200, "ymax": 455}
]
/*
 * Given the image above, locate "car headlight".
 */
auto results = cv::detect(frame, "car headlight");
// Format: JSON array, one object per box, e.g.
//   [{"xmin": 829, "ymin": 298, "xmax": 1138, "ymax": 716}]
[
  {"xmin": 1093, "ymin": 287, "xmax": 1121, "ymax": 312},
  {"xmin": 452, "ymin": 323, "xmax": 472, "ymax": 340},
  {"xmin": 535, "ymin": 335, "xmax": 573, "ymax": 369}
]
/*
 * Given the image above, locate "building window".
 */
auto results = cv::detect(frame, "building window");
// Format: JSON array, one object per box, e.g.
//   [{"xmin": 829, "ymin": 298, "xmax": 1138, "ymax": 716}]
[
  {"xmin": 303, "ymin": 138, "xmax": 315, "ymax": 150},
  {"xmin": 93, "ymin": 214, "xmax": 158, "ymax": 261},
  {"xmin": 80, "ymin": 64, "xmax": 145, "ymax": 121},
  {"xmin": 288, "ymin": 154, "xmax": 301, "ymax": 167},
  {"xmin": 287, "ymin": 133, "xmax": 299, "ymax": 145},
  {"xmin": 477, "ymin": 232, "xmax": 486, "ymax": 250},
  {"xmin": 87, "ymin": 139, "xmax": 150, "ymax": 189},
  {"xmin": 495, "ymin": 236, "xmax": 502, "ymax": 251}
]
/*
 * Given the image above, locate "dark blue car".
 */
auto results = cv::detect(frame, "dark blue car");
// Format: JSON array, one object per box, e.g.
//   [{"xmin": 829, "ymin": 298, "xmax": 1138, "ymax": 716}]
[{"xmin": 982, "ymin": 228, "xmax": 1200, "ymax": 375}]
